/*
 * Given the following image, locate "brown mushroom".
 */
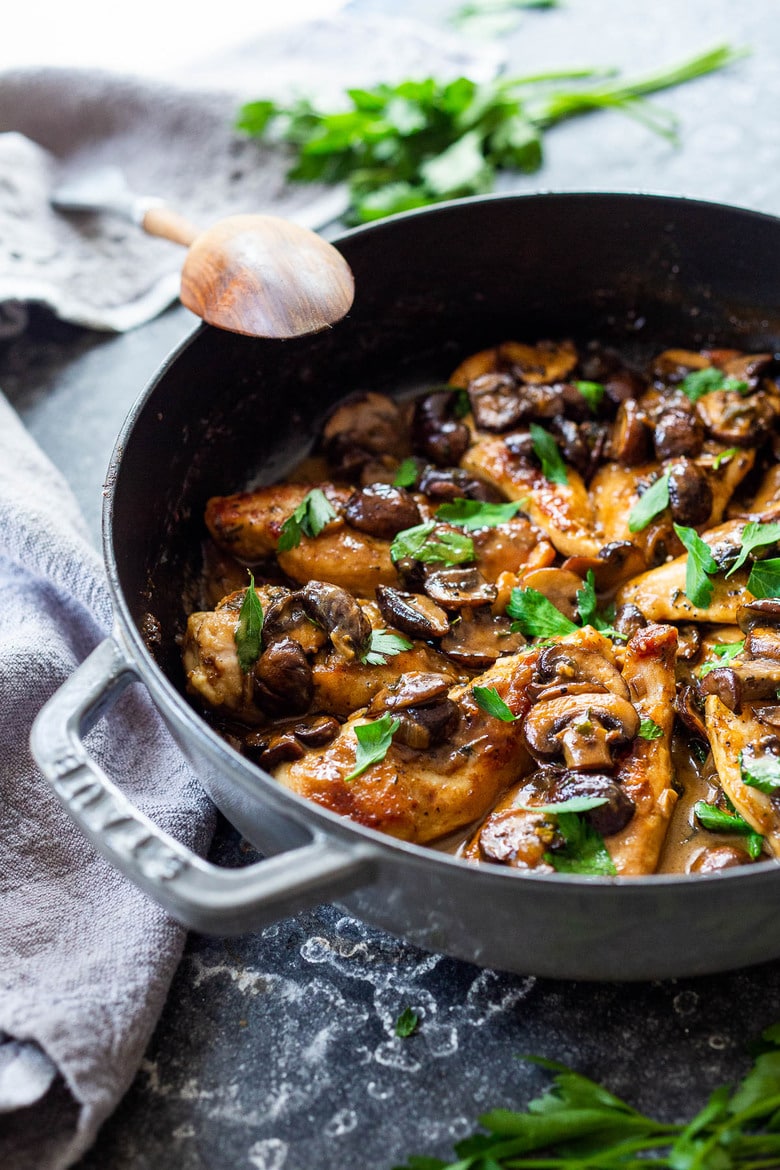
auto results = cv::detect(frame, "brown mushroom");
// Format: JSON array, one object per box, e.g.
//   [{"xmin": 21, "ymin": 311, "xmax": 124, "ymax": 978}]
[
  {"xmin": 299, "ymin": 581, "xmax": 372, "ymax": 661},
  {"xmin": 676, "ymin": 624, "xmax": 702, "ymax": 663},
  {"xmin": 613, "ymin": 603, "xmax": 648, "ymax": 639},
  {"xmin": 737, "ymin": 599, "xmax": 780, "ymax": 633},
  {"xmin": 468, "ymin": 373, "xmax": 526, "ymax": 431},
  {"xmin": 322, "ymin": 392, "xmax": 408, "ymax": 476},
  {"xmin": 498, "ymin": 339, "xmax": 578, "ymax": 384},
  {"xmin": 699, "ymin": 667, "xmax": 742, "ymax": 711},
  {"xmin": 699, "ymin": 659, "xmax": 780, "ymax": 710},
  {"xmin": 375, "ymin": 585, "xmax": 450, "ymax": 640},
  {"xmin": 440, "ymin": 608, "xmax": 523, "ymax": 669},
  {"xmin": 412, "ymin": 391, "xmax": 470, "ymax": 466},
  {"xmin": 529, "ymin": 644, "xmax": 631, "ymax": 703},
  {"xmin": 520, "ymin": 765, "xmax": 636, "ymax": 836},
  {"xmin": 721, "ymin": 352, "xmax": 774, "ymax": 390},
  {"xmin": 523, "ymin": 693, "xmax": 640, "ymax": 769},
  {"xmin": 262, "ymin": 591, "xmax": 327, "ymax": 655},
  {"xmin": 675, "ymin": 684, "xmax": 707, "ymax": 739},
  {"xmin": 608, "ymin": 399, "xmax": 652, "ymax": 465},
  {"xmin": 344, "ymin": 483, "xmax": 421, "ymax": 539},
  {"xmin": 366, "ymin": 671, "xmax": 453, "ymax": 716},
  {"xmin": 292, "ymin": 715, "xmax": 341, "ymax": 747},
  {"xmin": 653, "ymin": 407, "xmax": 704, "ymax": 460},
  {"xmin": 688, "ymin": 845, "xmax": 753, "ymax": 873},
  {"xmin": 745, "ymin": 628, "xmax": 780, "ymax": 661},
  {"xmin": 696, "ymin": 389, "xmax": 777, "ymax": 447},
  {"xmin": 392, "ymin": 699, "xmax": 460, "ymax": 749},
  {"xmin": 651, "ymin": 348, "xmax": 710, "ymax": 383},
  {"xmin": 424, "ymin": 566, "xmax": 497, "ymax": 610},
  {"xmin": 254, "ymin": 638, "xmax": 313, "ymax": 715},
  {"xmin": 418, "ymin": 465, "xmax": 499, "ymax": 502},
  {"xmin": 667, "ymin": 461, "xmax": 713, "ymax": 527}
]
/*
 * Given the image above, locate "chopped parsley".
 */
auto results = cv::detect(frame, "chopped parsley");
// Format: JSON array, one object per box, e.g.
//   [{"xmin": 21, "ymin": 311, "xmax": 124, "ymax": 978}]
[
  {"xmin": 747, "ymin": 557, "xmax": 780, "ymax": 599},
  {"xmin": 392, "ymin": 457, "xmax": 419, "ymax": 488},
  {"xmin": 726, "ymin": 521, "xmax": 780, "ymax": 577},
  {"xmin": 544, "ymin": 811, "xmax": 617, "ymax": 876},
  {"xmin": 506, "ymin": 586, "xmax": 578, "ymax": 638},
  {"xmin": 395, "ymin": 1007, "xmax": 419, "ymax": 1038},
  {"xmin": 390, "ymin": 521, "xmax": 475, "ymax": 565},
  {"xmin": 472, "ymin": 685, "xmax": 518, "ymax": 722},
  {"xmin": 361, "ymin": 629, "xmax": 413, "ymax": 666},
  {"xmin": 740, "ymin": 748, "xmax": 780, "ymax": 796},
  {"xmin": 673, "ymin": 523, "xmax": 719, "ymax": 608},
  {"xmin": 680, "ymin": 366, "xmax": 749, "ymax": 402},
  {"xmin": 435, "ymin": 497, "xmax": 522, "ymax": 530},
  {"xmin": 520, "ymin": 795, "xmax": 609, "ymax": 815},
  {"xmin": 699, "ymin": 639, "xmax": 745, "ymax": 677},
  {"xmin": 345, "ymin": 714, "xmax": 400, "ymax": 782},
  {"xmin": 234, "ymin": 573, "xmax": 264, "ymax": 673},
  {"xmin": 529, "ymin": 422, "xmax": 568, "ymax": 485},
  {"xmin": 573, "ymin": 379, "xmax": 605, "ymax": 412},
  {"xmin": 575, "ymin": 571, "xmax": 627, "ymax": 640},
  {"xmin": 277, "ymin": 488, "xmax": 338, "ymax": 551},
  {"xmin": 628, "ymin": 471, "xmax": 669, "ymax": 533},
  {"xmin": 712, "ymin": 446, "xmax": 739, "ymax": 469},
  {"xmin": 638, "ymin": 717, "xmax": 663, "ymax": 740},
  {"xmin": 693, "ymin": 801, "xmax": 764, "ymax": 859}
]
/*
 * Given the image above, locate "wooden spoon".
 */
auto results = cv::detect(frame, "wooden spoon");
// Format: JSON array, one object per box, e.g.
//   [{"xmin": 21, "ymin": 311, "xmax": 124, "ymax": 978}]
[{"xmin": 52, "ymin": 169, "xmax": 354, "ymax": 339}]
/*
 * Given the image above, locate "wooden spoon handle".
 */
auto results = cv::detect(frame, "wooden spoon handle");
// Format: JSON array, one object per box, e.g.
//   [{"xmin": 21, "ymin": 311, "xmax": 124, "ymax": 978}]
[{"xmin": 141, "ymin": 204, "xmax": 200, "ymax": 247}]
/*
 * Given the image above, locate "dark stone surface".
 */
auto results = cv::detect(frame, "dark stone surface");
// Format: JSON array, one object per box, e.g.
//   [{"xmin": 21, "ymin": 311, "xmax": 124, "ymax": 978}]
[{"xmin": 4, "ymin": 1, "xmax": 780, "ymax": 1167}]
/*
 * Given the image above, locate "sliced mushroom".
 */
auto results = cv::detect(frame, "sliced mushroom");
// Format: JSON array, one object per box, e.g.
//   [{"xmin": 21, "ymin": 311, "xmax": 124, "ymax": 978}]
[
  {"xmin": 417, "ymin": 465, "xmax": 499, "ymax": 502},
  {"xmin": 608, "ymin": 400, "xmax": 652, "ymax": 466},
  {"xmin": 412, "ymin": 391, "xmax": 471, "ymax": 466},
  {"xmin": 613, "ymin": 602, "xmax": 648, "ymax": 639},
  {"xmin": 745, "ymin": 628, "xmax": 780, "ymax": 661},
  {"xmin": 676, "ymin": 624, "xmax": 702, "ymax": 663},
  {"xmin": 375, "ymin": 585, "xmax": 450, "ymax": 640},
  {"xmin": 519, "ymin": 765, "xmax": 635, "ymax": 836},
  {"xmin": 721, "ymin": 352, "xmax": 774, "ymax": 390},
  {"xmin": 366, "ymin": 671, "xmax": 453, "ymax": 716},
  {"xmin": 738, "ymin": 599, "xmax": 780, "ymax": 633},
  {"xmin": 754, "ymin": 706, "xmax": 780, "ymax": 729},
  {"xmin": 653, "ymin": 407, "xmax": 704, "ymax": 460},
  {"xmin": 322, "ymin": 392, "xmax": 407, "ymax": 474},
  {"xmin": 529, "ymin": 643, "xmax": 630, "ymax": 703},
  {"xmin": 299, "ymin": 581, "xmax": 372, "ymax": 661},
  {"xmin": 498, "ymin": 339, "xmax": 578, "ymax": 384},
  {"xmin": 262, "ymin": 591, "xmax": 327, "ymax": 655},
  {"xmin": 699, "ymin": 667, "xmax": 742, "ymax": 711},
  {"xmin": 523, "ymin": 693, "xmax": 640, "ymax": 769},
  {"xmin": 393, "ymin": 699, "xmax": 460, "ymax": 749},
  {"xmin": 699, "ymin": 658, "xmax": 780, "ymax": 711},
  {"xmin": 688, "ymin": 845, "xmax": 753, "ymax": 873},
  {"xmin": 440, "ymin": 607, "xmax": 523, "ymax": 669},
  {"xmin": 292, "ymin": 715, "xmax": 341, "ymax": 747},
  {"xmin": 519, "ymin": 567, "xmax": 583, "ymax": 621},
  {"xmin": 468, "ymin": 373, "xmax": 526, "ymax": 431},
  {"xmin": 651, "ymin": 348, "xmax": 710, "ymax": 383},
  {"xmin": 696, "ymin": 389, "xmax": 777, "ymax": 447},
  {"xmin": 667, "ymin": 460, "xmax": 713, "ymax": 527},
  {"xmin": 254, "ymin": 637, "xmax": 313, "ymax": 716},
  {"xmin": 675, "ymin": 684, "xmax": 707, "ymax": 739},
  {"xmin": 424, "ymin": 566, "xmax": 497, "ymax": 610},
  {"xmin": 344, "ymin": 483, "xmax": 421, "ymax": 539}
]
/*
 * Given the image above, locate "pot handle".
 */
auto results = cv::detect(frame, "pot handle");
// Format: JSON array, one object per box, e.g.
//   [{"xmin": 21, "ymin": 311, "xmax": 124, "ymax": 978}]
[{"xmin": 30, "ymin": 637, "xmax": 374, "ymax": 935}]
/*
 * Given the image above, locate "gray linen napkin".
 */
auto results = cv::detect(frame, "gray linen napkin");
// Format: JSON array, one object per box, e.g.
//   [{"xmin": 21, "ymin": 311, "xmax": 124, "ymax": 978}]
[{"xmin": 0, "ymin": 390, "xmax": 214, "ymax": 1169}]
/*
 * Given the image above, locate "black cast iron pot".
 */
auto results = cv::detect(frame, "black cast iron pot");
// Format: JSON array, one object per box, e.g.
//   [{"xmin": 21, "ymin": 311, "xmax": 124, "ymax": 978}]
[{"xmin": 31, "ymin": 192, "xmax": 780, "ymax": 981}]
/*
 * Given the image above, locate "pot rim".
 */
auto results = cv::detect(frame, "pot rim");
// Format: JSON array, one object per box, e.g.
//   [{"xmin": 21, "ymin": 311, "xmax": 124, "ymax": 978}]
[{"xmin": 102, "ymin": 189, "xmax": 780, "ymax": 890}]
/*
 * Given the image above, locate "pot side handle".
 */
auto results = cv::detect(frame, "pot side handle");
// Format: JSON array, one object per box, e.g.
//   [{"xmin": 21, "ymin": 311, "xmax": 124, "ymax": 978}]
[{"xmin": 30, "ymin": 637, "xmax": 374, "ymax": 935}]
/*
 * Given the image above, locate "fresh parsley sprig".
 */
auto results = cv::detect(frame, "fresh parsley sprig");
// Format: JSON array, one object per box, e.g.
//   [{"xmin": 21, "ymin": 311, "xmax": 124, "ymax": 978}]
[
  {"xmin": 740, "ymin": 748, "xmax": 780, "ymax": 795},
  {"xmin": 638, "ymin": 717, "xmax": 663, "ymax": 740},
  {"xmin": 234, "ymin": 572, "xmax": 264, "ymax": 673},
  {"xmin": 390, "ymin": 521, "xmax": 475, "ymax": 566},
  {"xmin": 628, "ymin": 471, "xmax": 669, "ymax": 533},
  {"xmin": 573, "ymin": 379, "xmax": 606, "ymax": 412},
  {"xmin": 680, "ymin": 366, "xmax": 749, "ymax": 402},
  {"xmin": 529, "ymin": 422, "xmax": 568, "ymax": 485},
  {"xmin": 747, "ymin": 557, "xmax": 780, "ymax": 599},
  {"xmin": 506, "ymin": 587, "xmax": 578, "ymax": 639},
  {"xmin": 238, "ymin": 47, "xmax": 744, "ymax": 224},
  {"xmin": 345, "ymin": 714, "xmax": 400, "ymax": 782},
  {"xmin": 473, "ymin": 685, "xmax": 518, "ymax": 721},
  {"xmin": 435, "ymin": 498, "xmax": 523, "ymax": 530},
  {"xmin": 545, "ymin": 811, "xmax": 617, "ymax": 875},
  {"xmin": 361, "ymin": 629, "xmax": 413, "ymax": 666},
  {"xmin": 674, "ymin": 523, "xmax": 719, "ymax": 608},
  {"xmin": 393, "ymin": 1021, "xmax": 780, "ymax": 1170},
  {"xmin": 699, "ymin": 639, "xmax": 745, "ymax": 677},
  {"xmin": 726, "ymin": 521, "xmax": 780, "ymax": 577},
  {"xmin": 576, "ymin": 571, "xmax": 628, "ymax": 640},
  {"xmin": 693, "ymin": 801, "xmax": 764, "ymax": 859},
  {"xmin": 277, "ymin": 488, "xmax": 338, "ymax": 551}
]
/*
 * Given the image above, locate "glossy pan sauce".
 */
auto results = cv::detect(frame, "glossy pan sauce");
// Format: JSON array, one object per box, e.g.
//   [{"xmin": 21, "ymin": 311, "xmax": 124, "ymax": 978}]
[{"xmin": 182, "ymin": 337, "xmax": 780, "ymax": 879}]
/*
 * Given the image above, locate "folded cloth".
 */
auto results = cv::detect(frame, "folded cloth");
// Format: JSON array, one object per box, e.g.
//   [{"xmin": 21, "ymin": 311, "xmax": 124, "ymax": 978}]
[
  {"xmin": 0, "ymin": 390, "xmax": 214, "ymax": 1170},
  {"xmin": 0, "ymin": 13, "xmax": 501, "ymax": 336}
]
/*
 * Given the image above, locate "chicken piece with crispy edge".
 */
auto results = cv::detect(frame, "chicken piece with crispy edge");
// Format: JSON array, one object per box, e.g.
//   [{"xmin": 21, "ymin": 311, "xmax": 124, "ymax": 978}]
[
  {"xmin": 704, "ymin": 696, "xmax": 780, "ymax": 858},
  {"xmin": 182, "ymin": 587, "xmax": 458, "ymax": 726},
  {"xmin": 461, "ymin": 624, "xmax": 676, "ymax": 875},
  {"xmin": 273, "ymin": 647, "xmax": 542, "ymax": 844}
]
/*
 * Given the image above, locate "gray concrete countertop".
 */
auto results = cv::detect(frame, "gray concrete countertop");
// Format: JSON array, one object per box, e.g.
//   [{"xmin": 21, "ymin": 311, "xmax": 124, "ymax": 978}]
[{"xmin": 4, "ymin": 1, "xmax": 780, "ymax": 1167}]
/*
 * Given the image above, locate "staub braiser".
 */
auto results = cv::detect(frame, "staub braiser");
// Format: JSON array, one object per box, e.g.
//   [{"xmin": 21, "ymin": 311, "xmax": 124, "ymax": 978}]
[{"xmin": 32, "ymin": 193, "xmax": 780, "ymax": 980}]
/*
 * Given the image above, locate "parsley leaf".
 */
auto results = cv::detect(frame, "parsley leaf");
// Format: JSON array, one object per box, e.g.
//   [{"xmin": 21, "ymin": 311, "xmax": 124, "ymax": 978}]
[
  {"xmin": 673, "ymin": 523, "xmax": 719, "ymax": 608},
  {"xmin": 277, "ymin": 488, "xmax": 338, "ymax": 552},
  {"xmin": 680, "ymin": 366, "xmax": 749, "ymax": 402},
  {"xmin": 740, "ymin": 748, "xmax": 780, "ymax": 795},
  {"xmin": 638, "ymin": 717, "xmax": 663, "ymax": 740},
  {"xmin": 361, "ymin": 629, "xmax": 413, "ymax": 666},
  {"xmin": 699, "ymin": 640, "xmax": 745, "ymax": 677},
  {"xmin": 573, "ymin": 379, "xmax": 605, "ymax": 412},
  {"xmin": 545, "ymin": 812, "xmax": 617, "ymax": 876},
  {"xmin": 529, "ymin": 422, "xmax": 568, "ymax": 485},
  {"xmin": 234, "ymin": 573, "xmax": 264, "ymax": 673},
  {"xmin": 747, "ymin": 556, "xmax": 780, "ymax": 599},
  {"xmin": 473, "ymin": 685, "xmax": 518, "ymax": 721},
  {"xmin": 628, "ymin": 471, "xmax": 669, "ymax": 533},
  {"xmin": 520, "ymin": 795, "xmax": 609, "ymax": 815},
  {"xmin": 726, "ymin": 521, "xmax": 780, "ymax": 577},
  {"xmin": 345, "ymin": 714, "xmax": 400, "ymax": 782},
  {"xmin": 395, "ymin": 1007, "xmax": 419, "ymax": 1038},
  {"xmin": 506, "ymin": 586, "xmax": 578, "ymax": 638},
  {"xmin": 435, "ymin": 498, "xmax": 522, "ymax": 530},
  {"xmin": 575, "ymin": 571, "xmax": 627, "ymax": 640},
  {"xmin": 393, "ymin": 458, "xmax": 419, "ymax": 489},
  {"xmin": 390, "ymin": 522, "xmax": 475, "ymax": 565},
  {"xmin": 694, "ymin": 801, "xmax": 764, "ymax": 858},
  {"xmin": 712, "ymin": 447, "xmax": 739, "ymax": 469}
]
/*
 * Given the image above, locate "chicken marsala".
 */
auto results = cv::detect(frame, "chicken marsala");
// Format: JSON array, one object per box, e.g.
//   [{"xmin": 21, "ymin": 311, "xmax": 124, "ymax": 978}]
[{"xmin": 183, "ymin": 338, "xmax": 780, "ymax": 876}]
